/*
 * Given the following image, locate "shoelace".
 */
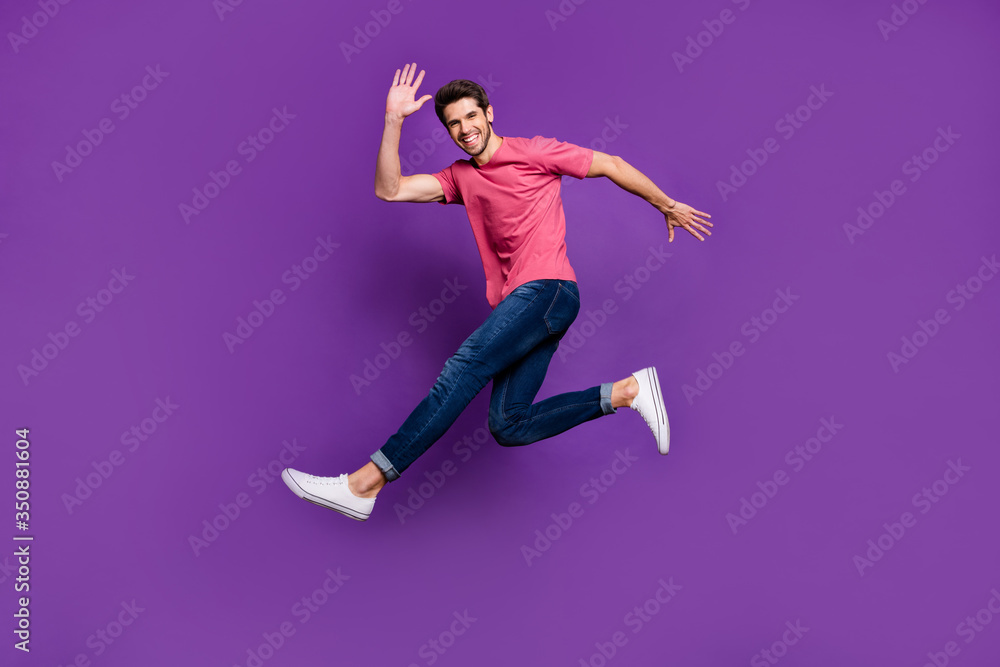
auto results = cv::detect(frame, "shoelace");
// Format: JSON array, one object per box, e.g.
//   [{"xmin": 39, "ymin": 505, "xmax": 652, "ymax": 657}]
[{"xmin": 305, "ymin": 473, "xmax": 347, "ymax": 486}]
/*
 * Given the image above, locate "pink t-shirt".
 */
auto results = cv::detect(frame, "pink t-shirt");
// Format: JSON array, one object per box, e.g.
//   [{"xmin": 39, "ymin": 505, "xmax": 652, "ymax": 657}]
[{"xmin": 431, "ymin": 135, "xmax": 594, "ymax": 309}]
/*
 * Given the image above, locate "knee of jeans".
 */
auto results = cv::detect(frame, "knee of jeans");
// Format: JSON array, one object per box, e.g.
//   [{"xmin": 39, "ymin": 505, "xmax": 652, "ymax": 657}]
[{"xmin": 489, "ymin": 415, "xmax": 528, "ymax": 447}]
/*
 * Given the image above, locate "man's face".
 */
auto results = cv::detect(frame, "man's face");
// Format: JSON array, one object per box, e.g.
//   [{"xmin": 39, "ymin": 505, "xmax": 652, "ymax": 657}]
[{"xmin": 442, "ymin": 98, "xmax": 493, "ymax": 156}]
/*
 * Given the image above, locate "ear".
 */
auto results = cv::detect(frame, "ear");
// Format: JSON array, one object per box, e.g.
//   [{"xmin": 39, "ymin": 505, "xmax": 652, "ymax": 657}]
[{"xmin": 486, "ymin": 105, "xmax": 494, "ymax": 123}]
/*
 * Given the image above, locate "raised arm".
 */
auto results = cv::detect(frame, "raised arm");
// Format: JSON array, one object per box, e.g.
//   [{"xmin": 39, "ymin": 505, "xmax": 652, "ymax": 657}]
[
  {"xmin": 587, "ymin": 150, "xmax": 714, "ymax": 243},
  {"xmin": 374, "ymin": 62, "xmax": 446, "ymax": 204}
]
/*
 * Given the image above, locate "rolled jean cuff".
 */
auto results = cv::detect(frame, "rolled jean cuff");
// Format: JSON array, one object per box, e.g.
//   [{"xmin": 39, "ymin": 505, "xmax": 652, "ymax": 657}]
[
  {"xmin": 370, "ymin": 448, "xmax": 400, "ymax": 482},
  {"xmin": 600, "ymin": 382, "xmax": 617, "ymax": 415}
]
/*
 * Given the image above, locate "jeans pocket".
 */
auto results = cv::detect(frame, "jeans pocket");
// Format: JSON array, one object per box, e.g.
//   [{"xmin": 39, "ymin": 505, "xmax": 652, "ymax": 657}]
[{"xmin": 544, "ymin": 282, "xmax": 580, "ymax": 335}]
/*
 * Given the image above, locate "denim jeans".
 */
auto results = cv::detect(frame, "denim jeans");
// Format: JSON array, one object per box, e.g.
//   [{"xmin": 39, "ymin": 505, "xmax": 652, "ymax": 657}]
[{"xmin": 371, "ymin": 279, "xmax": 617, "ymax": 482}]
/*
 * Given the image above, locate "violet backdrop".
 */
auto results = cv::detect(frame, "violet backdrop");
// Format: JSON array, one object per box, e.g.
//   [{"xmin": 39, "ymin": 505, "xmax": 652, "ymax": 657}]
[{"xmin": 1, "ymin": 0, "xmax": 998, "ymax": 665}]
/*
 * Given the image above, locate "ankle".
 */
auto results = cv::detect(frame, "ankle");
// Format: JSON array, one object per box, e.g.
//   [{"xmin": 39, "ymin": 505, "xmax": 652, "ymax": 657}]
[
  {"xmin": 624, "ymin": 377, "xmax": 639, "ymax": 401},
  {"xmin": 349, "ymin": 473, "xmax": 384, "ymax": 499},
  {"xmin": 610, "ymin": 376, "xmax": 640, "ymax": 409}
]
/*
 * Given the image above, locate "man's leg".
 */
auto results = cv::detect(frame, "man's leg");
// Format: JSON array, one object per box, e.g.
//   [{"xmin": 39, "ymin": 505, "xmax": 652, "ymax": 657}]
[
  {"xmin": 368, "ymin": 279, "xmax": 581, "ymax": 485},
  {"xmin": 284, "ymin": 278, "xmax": 665, "ymax": 518},
  {"xmin": 349, "ymin": 366, "xmax": 641, "ymax": 498},
  {"xmin": 487, "ymin": 280, "xmax": 638, "ymax": 446}
]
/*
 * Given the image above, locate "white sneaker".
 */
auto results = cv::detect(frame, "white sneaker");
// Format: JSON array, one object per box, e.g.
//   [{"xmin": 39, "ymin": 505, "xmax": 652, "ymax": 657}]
[
  {"xmin": 629, "ymin": 367, "xmax": 669, "ymax": 455},
  {"xmin": 281, "ymin": 468, "xmax": 375, "ymax": 521}
]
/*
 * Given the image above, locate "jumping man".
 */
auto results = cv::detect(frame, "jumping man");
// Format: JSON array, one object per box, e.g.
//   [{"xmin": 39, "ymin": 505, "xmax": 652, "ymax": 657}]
[{"xmin": 281, "ymin": 63, "xmax": 714, "ymax": 521}]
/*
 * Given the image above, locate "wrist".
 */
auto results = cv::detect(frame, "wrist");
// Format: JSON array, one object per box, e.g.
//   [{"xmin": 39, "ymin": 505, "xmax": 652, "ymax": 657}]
[
  {"xmin": 385, "ymin": 111, "xmax": 405, "ymax": 125},
  {"xmin": 657, "ymin": 198, "xmax": 677, "ymax": 213}
]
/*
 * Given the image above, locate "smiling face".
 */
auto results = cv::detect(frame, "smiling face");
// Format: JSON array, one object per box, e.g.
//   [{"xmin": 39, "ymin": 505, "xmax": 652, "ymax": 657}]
[{"xmin": 442, "ymin": 97, "xmax": 494, "ymax": 157}]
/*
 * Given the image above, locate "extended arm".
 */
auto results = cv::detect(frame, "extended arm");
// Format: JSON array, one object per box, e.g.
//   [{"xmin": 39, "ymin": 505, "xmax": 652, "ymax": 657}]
[
  {"xmin": 374, "ymin": 63, "xmax": 446, "ymax": 203},
  {"xmin": 587, "ymin": 151, "xmax": 714, "ymax": 242}
]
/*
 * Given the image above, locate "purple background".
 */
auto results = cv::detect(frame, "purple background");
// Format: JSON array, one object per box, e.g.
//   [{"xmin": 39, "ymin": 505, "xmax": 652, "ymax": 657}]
[{"xmin": 2, "ymin": 0, "xmax": 999, "ymax": 664}]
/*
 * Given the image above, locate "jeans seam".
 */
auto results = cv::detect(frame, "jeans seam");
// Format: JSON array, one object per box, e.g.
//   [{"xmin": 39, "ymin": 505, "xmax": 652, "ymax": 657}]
[
  {"xmin": 561, "ymin": 281, "xmax": 580, "ymax": 304},
  {"xmin": 498, "ymin": 399, "xmax": 602, "ymax": 432},
  {"xmin": 544, "ymin": 282, "xmax": 577, "ymax": 335},
  {"xmin": 497, "ymin": 369, "xmax": 512, "ymax": 424}
]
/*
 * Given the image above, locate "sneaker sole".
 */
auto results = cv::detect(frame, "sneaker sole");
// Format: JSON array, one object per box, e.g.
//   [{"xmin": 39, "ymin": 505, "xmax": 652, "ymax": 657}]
[
  {"xmin": 281, "ymin": 469, "xmax": 370, "ymax": 521},
  {"xmin": 646, "ymin": 367, "xmax": 670, "ymax": 455}
]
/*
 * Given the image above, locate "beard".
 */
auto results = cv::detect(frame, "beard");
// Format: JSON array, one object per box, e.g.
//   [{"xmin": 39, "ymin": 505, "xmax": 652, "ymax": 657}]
[{"xmin": 460, "ymin": 123, "xmax": 492, "ymax": 156}]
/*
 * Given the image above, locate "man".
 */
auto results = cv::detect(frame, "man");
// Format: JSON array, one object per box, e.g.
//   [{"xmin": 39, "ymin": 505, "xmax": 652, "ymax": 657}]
[{"xmin": 282, "ymin": 63, "xmax": 714, "ymax": 521}]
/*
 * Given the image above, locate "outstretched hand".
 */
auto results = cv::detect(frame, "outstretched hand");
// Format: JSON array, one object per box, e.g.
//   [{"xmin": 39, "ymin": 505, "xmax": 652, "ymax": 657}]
[
  {"xmin": 664, "ymin": 201, "xmax": 714, "ymax": 242},
  {"xmin": 386, "ymin": 62, "xmax": 432, "ymax": 119}
]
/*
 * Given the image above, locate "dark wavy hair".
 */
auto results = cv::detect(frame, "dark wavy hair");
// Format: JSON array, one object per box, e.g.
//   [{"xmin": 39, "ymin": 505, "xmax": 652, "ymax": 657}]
[{"xmin": 434, "ymin": 80, "xmax": 490, "ymax": 126}]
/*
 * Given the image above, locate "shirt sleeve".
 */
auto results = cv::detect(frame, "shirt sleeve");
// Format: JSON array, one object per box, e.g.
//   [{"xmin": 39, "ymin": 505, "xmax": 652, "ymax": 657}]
[
  {"xmin": 431, "ymin": 163, "xmax": 463, "ymax": 205},
  {"xmin": 528, "ymin": 135, "xmax": 595, "ymax": 180}
]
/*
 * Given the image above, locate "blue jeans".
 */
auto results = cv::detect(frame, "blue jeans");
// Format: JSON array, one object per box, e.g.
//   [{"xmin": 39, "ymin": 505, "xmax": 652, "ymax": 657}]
[{"xmin": 371, "ymin": 279, "xmax": 617, "ymax": 482}]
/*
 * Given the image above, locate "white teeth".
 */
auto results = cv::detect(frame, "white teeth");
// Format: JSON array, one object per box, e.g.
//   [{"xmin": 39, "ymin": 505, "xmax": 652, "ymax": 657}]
[{"xmin": 463, "ymin": 133, "xmax": 478, "ymax": 144}]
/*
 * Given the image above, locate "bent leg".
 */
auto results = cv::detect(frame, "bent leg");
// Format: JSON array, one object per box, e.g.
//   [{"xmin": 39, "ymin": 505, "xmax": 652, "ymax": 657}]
[
  {"xmin": 371, "ymin": 280, "xmax": 571, "ymax": 481},
  {"xmin": 489, "ymin": 332, "xmax": 616, "ymax": 447},
  {"xmin": 489, "ymin": 280, "xmax": 617, "ymax": 447}
]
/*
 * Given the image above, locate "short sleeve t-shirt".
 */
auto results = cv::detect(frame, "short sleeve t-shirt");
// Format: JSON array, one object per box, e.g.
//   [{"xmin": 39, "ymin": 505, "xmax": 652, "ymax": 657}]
[{"xmin": 431, "ymin": 135, "xmax": 594, "ymax": 309}]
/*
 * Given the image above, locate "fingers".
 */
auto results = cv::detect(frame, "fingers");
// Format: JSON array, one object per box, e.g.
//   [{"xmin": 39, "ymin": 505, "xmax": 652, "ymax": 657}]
[
  {"xmin": 687, "ymin": 219, "xmax": 711, "ymax": 238},
  {"xmin": 667, "ymin": 217, "xmax": 712, "ymax": 242},
  {"xmin": 394, "ymin": 63, "xmax": 425, "ymax": 90},
  {"xmin": 667, "ymin": 204, "xmax": 717, "ymax": 243}
]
